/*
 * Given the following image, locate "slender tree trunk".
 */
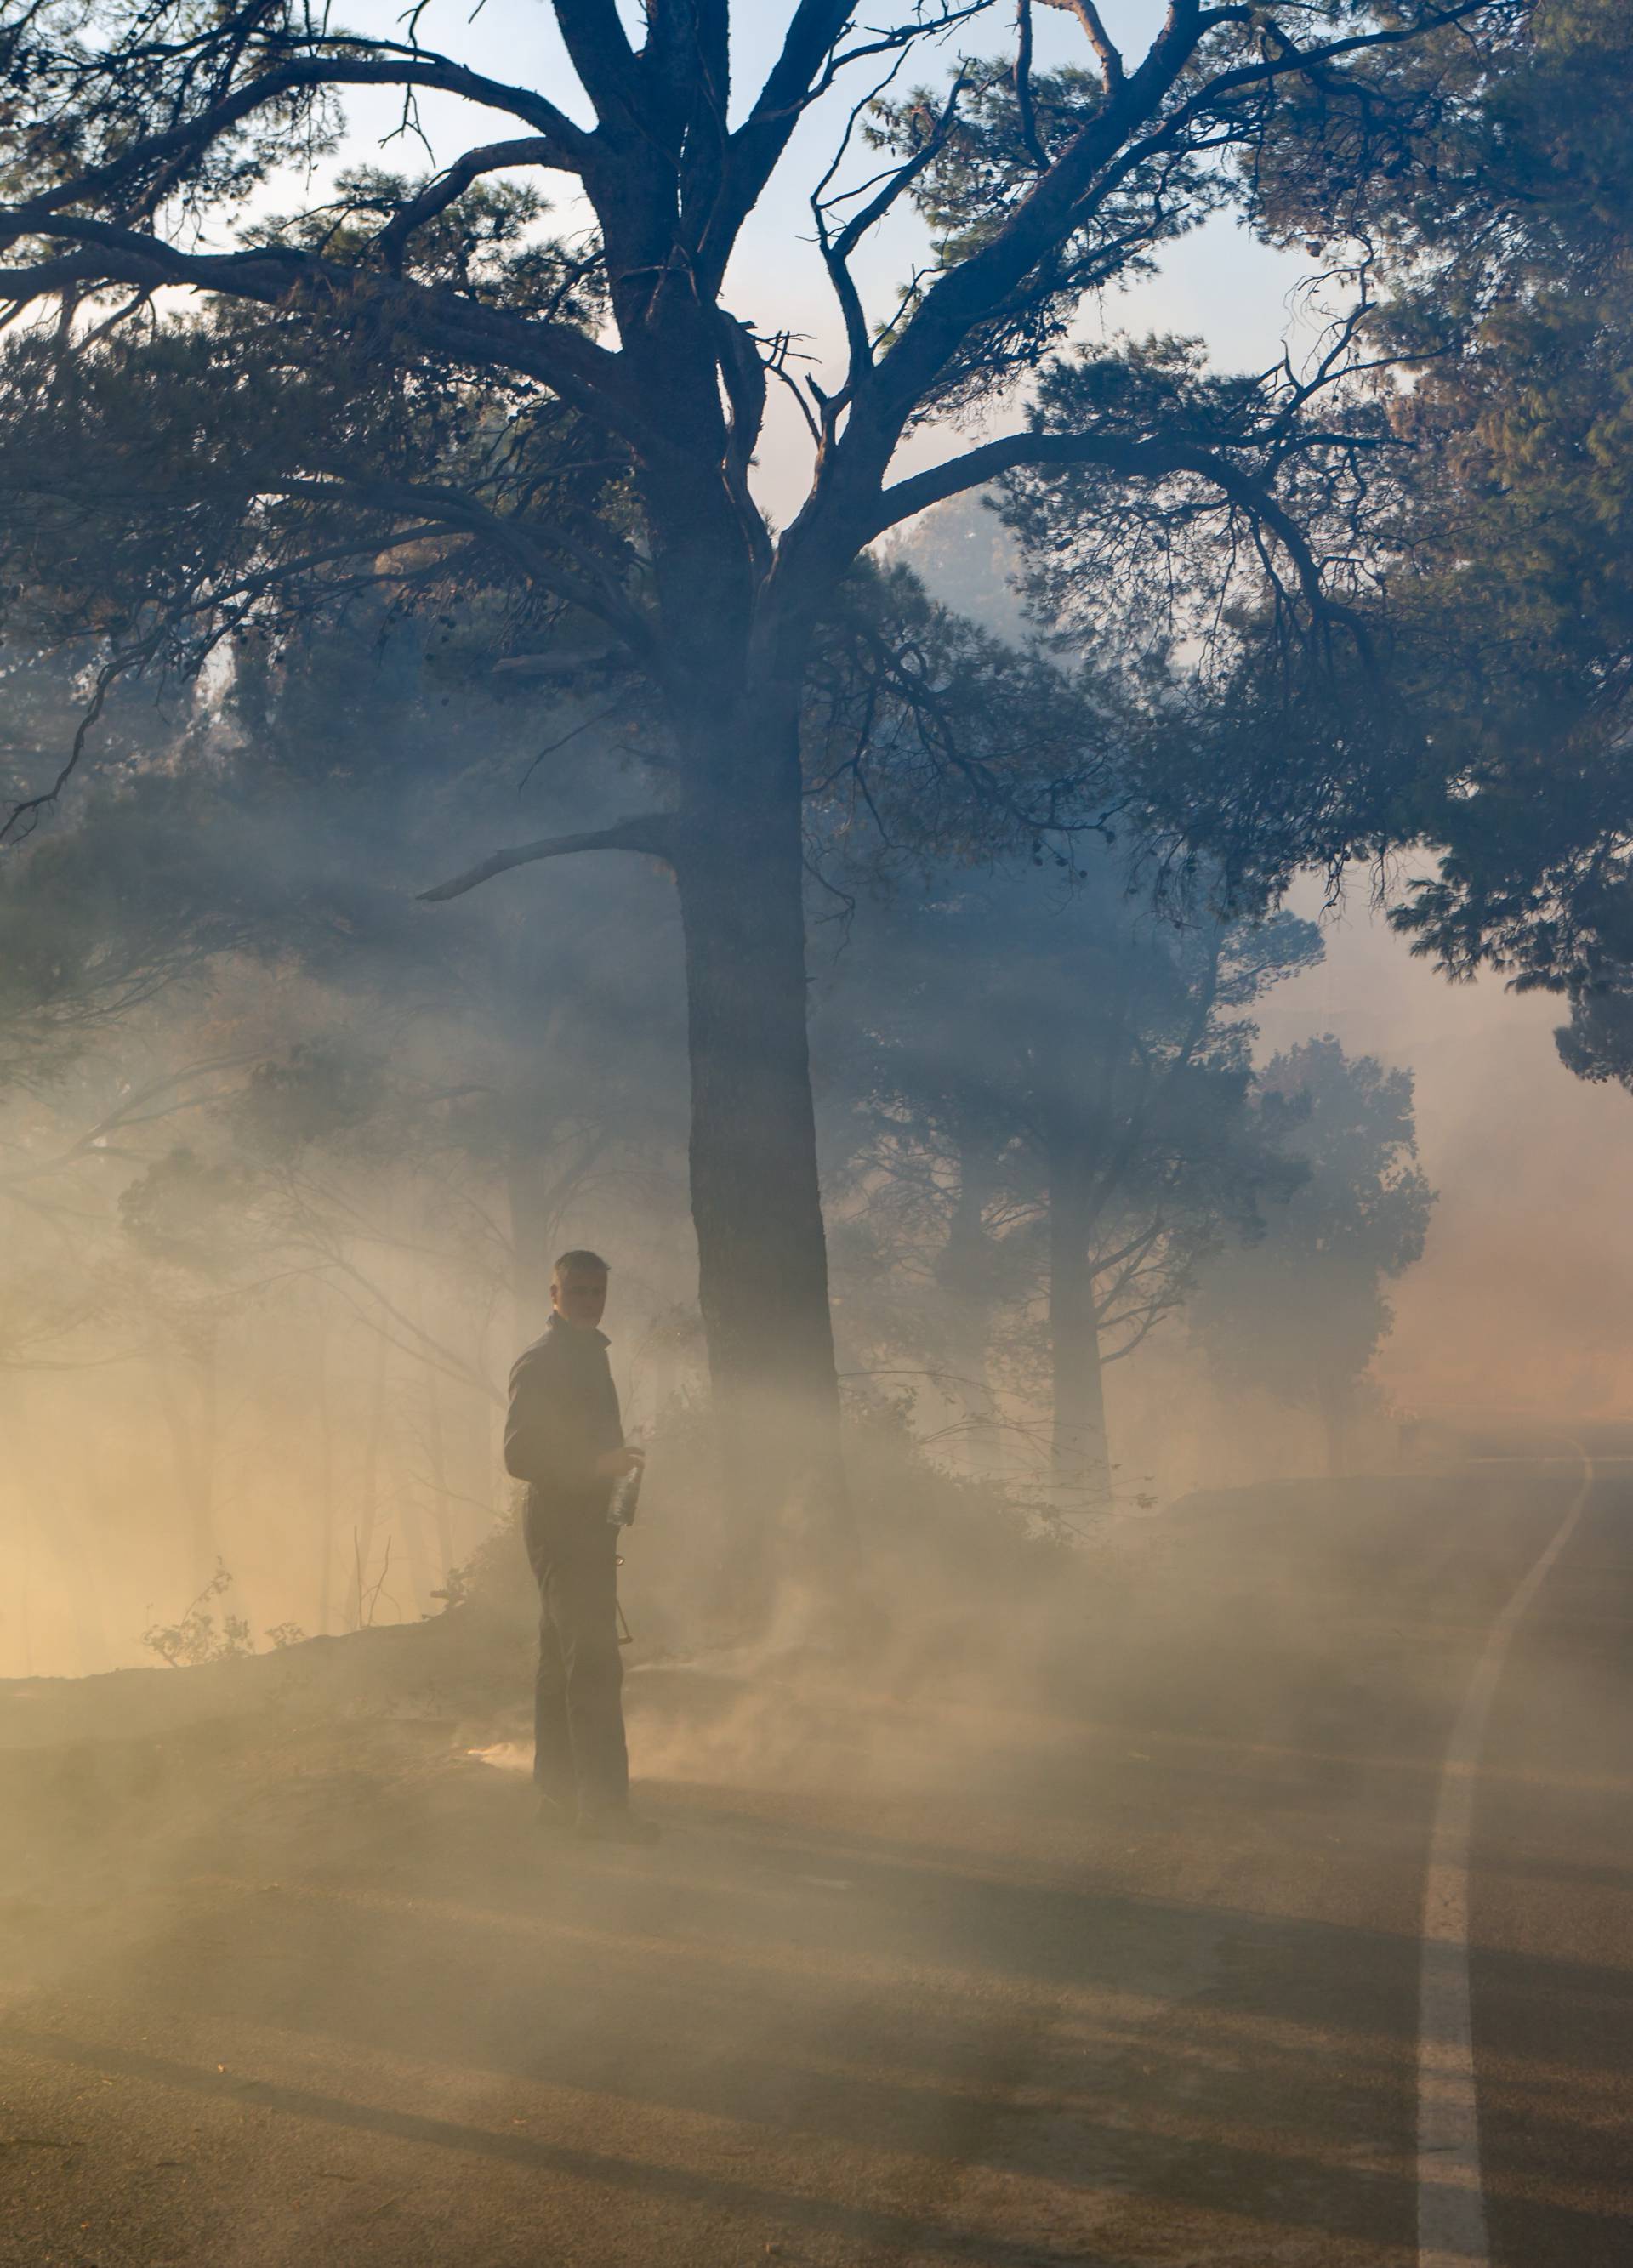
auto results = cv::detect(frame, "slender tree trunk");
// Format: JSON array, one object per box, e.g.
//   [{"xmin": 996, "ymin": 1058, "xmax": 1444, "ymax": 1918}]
[
  {"xmin": 396, "ymin": 1489, "xmax": 435, "ymax": 1622},
  {"xmin": 314, "ymin": 1323, "xmax": 337, "ymax": 1636},
  {"xmin": 351, "ymin": 1327, "xmax": 390, "ymax": 1627},
  {"xmin": 196, "ymin": 1323, "xmax": 219, "ymax": 1593},
  {"xmin": 671, "ymin": 695, "xmax": 851, "ymax": 1614},
  {"xmin": 1048, "ymin": 1134, "xmax": 1112, "ymax": 1508},
  {"xmin": 416, "ymin": 1350, "xmax": 457, "ymax": 1606},
  {"xmin": 940, "ymin": 1134, "xmax": 999, "ymax": 1475}
]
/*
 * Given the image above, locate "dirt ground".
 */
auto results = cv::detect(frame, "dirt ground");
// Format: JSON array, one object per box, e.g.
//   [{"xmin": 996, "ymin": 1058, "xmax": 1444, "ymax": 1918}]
[{"xmin": 4, "ymin": 1463, "xmax": 1631, "ymax": 2265}]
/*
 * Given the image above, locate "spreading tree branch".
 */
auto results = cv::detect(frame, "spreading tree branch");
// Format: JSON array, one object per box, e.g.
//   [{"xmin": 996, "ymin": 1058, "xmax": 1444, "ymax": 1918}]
[
  {"xmin": 866, "ymin": 423, "xmax": 1373, "ymax": 653},
  {"xmin": 373, "ymin": 138, "xmax": 565, "ymax": 270},
  {"xmin": 15, "ymin": 49, "xmax": 591, "ymax": 226},
  {"xmin": 1037, "ymin": 0, "xmax": 1126, "ymax": 88},
  {"xmin": 0, "ymin": 218, "xmax": 667, "ymax": 462},
  {"xmin": 418, "ymin": 812, "xmax": 674, "ymax": 902}
]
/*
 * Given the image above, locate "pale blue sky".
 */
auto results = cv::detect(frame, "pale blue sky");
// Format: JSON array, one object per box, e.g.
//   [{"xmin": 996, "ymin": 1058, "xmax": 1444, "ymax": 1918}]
[{"xmin": 290, "ymin": 1, "xmax": 1309, "ymax": 519}]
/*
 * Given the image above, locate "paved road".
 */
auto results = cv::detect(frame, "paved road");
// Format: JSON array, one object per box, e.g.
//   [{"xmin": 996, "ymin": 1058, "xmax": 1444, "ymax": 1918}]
[{"xmin": 3, "ymin": 1458, "xmax": 1630, "ymax": 2266}]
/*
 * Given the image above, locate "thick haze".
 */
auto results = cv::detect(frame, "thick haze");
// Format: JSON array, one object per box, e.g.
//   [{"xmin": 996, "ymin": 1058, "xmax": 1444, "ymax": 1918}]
[
  {"xmin": 1258, "ymin": 902, "xmax": 1633, "ymax": 1424},
  {"xmin": 5, "ymin": 0, "xmax": 1620, "ymax": 1680},
  {"xmin": 3, "ymin": 21, "xmax": 1629, "ymax": 2268}
]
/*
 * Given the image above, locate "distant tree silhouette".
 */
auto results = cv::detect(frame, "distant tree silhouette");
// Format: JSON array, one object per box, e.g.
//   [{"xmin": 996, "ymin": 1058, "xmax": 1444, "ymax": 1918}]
[
  {"xmin": 823, "ymin": 861, "xmax": 1319, "ymax": 1505},
  {"xmin": 1189, "ymin": 1037, "xmax": 1433, "ymax": 1474}
]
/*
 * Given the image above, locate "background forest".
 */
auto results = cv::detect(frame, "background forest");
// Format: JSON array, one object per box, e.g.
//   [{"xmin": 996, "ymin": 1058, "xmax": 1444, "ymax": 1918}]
[
  {"xmin": 0, "ymin": 500, "xmax": 1431, "ymax": 1677},
  {"xmin": 3, "ymin": 0, "xmax": 1632, "ymax": 1674}
]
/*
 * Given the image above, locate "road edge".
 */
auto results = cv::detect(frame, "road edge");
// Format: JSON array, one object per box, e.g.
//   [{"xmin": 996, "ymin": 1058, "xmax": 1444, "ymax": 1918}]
[{"xmin": 1415, "ymin": 1446, "xmax": 1596, "ymax": 2268}]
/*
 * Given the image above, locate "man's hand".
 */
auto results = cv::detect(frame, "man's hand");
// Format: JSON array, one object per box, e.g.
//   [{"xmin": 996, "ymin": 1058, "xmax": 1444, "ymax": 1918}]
[{"xmin": 594, "ymin": 1447, "xmax": 646, "ymax": 1480}]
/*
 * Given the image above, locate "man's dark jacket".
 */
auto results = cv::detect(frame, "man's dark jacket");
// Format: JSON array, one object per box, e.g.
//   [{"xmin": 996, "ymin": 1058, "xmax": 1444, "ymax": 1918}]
[{"xmin": 504, "ymin": 1313, "xmax": 624, "ymax": 1524}]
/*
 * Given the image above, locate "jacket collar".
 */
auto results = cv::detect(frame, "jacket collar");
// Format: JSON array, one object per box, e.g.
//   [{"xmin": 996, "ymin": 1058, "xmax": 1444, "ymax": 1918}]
[{"xmin": 546, "ymin": 1311, "xmax": 610, "ymax": 1350}]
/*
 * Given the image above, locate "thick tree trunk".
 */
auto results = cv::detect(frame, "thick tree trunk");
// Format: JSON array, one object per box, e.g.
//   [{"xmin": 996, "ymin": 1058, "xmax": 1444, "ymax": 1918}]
[
  {"xmin": 671, "ymin": 702, "xmax": 851, "ymax": 1616},
  {"xmin": 1048, "ymin": 1138, "xmax": 1112, "ymax": 1509}
]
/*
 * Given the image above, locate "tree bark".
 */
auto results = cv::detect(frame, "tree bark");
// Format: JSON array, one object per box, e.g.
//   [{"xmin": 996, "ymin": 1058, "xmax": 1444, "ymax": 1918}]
[
  {"xmin": 1048, "ymin": 1134, "xmax": 1112, "ymax": 1508},
  {"xmin": 671, "ymin": 691, "xmax": 851, "ymax": 1612}
]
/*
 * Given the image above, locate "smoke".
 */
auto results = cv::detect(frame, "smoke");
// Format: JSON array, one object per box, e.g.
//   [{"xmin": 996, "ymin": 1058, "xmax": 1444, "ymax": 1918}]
[
  {"xmin": 7, "ymin": 510, "xmax": 1630, "ymax": 1702},
  {"xmin": 5, "ymin": 731, "xmax": 1596, "ymax": 1679},
  {"xmin": 1256, "ymin": 890, "xmax": 1633, "ymax": 1425}
]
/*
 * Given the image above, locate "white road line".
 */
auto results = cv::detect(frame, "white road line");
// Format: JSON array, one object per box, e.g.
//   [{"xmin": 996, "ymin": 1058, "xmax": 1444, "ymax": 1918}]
[{"xmin": 1416, "ymin": 1447, "xmax": 1596, "ymax": 2268}]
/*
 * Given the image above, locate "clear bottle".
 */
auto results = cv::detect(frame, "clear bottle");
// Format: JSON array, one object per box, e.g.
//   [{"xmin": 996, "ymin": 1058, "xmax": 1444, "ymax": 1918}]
[{"xmin": 607, "ymin": 1453, "xmax": 644, "ymax": 1529}]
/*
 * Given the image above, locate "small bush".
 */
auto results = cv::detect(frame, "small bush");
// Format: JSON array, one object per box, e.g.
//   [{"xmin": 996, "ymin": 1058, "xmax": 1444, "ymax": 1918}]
[
  {"xmin": 143, "ymin": 1563, "xmax": 310, "ymax": 1667},
  {"xmin": 142, "ymin": 1559, "xmax": 254, "ymax": 1668}
]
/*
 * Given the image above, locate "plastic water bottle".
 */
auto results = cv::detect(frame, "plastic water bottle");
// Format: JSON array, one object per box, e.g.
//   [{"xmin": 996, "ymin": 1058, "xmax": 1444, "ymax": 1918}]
[{"xmin": 607, "ymin": 1456, "xmax": 644, "ymax": 1529}]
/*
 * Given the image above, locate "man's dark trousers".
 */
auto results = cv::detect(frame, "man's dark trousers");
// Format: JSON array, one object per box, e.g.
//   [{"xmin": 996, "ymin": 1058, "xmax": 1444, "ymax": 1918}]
[{"xmin": 525, "ymin": 1510, "xmax": 629, "ymax": 1817}]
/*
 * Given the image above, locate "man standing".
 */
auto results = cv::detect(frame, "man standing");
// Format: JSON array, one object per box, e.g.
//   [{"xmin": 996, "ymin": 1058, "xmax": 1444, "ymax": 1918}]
[{"xmin": 504, "ymin": 1249, "xmax": 657, "ymax": 1844}]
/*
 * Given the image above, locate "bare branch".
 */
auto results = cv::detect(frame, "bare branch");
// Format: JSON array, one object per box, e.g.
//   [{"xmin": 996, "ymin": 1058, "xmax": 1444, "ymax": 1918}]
[
  {"xmin": 868, "ymin": 423, "xmax": 1370, "ymax": 656},
  {"xmin": 373, "ymin": 138, "xmax": 563, "ymax": 270},
  {"xmin": 716, "ymin": 1, "xmax": 870, "ymax": 278},
  {"xmin": 0, "ymin": 637, "xmax": 156, "ymax": 846},
  {"xmin": 418, "ymin": 812, "xmax": 673, "ymax": 903},
  {"xmin": 851, "ymin": 2, "xmax": 1208, "ymax": 440},
  {"xmin": 816, "ymin": 64, "xmax": 978, "ymax": 389},
  {"xmin": 711, "ymin": 2, "xmax": 991, "ymax": 285},
  {"xmin": 870, "ymin": 426, "xmax": 1156, "ymax": 527},
  {"xmin": 17, "ymin": 48, "xmax": 589, "ymax": 228},
  {"xmin": 1013, "ymin": 0, "xmax": 1050, "ymax": 171},
  {"xmin": 1036, "ymin": 0, "xmax": 1126, "ymax": 88}
]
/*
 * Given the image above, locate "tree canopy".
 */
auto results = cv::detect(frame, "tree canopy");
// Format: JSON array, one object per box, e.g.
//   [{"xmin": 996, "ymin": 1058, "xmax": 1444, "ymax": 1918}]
[
  {"xmin": 820, "ymin": 855, "xmax": 1320, "ymax": 1499},
  {"xmin": 1366, "ymin": 3, "xmax": 1633, "ymax": 1089},
  {"xmin": 1189, "ymin": 1034, "xmax": 1432, "ymax": 1469}
]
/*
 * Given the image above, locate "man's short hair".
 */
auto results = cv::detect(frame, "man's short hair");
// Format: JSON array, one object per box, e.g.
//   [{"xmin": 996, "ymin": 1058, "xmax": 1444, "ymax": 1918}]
[{"xmin": 552, "ymin": 1248, "xmax": 610, "ymax": 1281}]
